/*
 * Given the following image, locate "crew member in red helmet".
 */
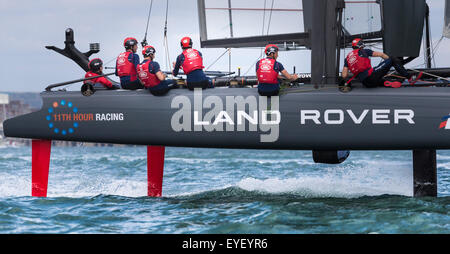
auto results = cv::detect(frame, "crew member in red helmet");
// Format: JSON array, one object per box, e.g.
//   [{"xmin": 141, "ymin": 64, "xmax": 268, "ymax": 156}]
[
  {"xmin": 256, "ymin": 44, "xmax": 298, "ymax": 96},
  {"xmin": 342, "ymin": 38, "xmax": 422, "ymax": 88},
  {"xmin": 115, "ymin": 37, "xmax": 144, "ymax": 90},
  {"xmin": 137, "ymin": 46, "xmax": 178, "ymax": 96},
  {"xmin": 172, "ymin": 36, "xmax": 212, "ymax": 90},
  {"xmin": 84, "ymin": 58, "xmax": 119, "ymax": 89}
]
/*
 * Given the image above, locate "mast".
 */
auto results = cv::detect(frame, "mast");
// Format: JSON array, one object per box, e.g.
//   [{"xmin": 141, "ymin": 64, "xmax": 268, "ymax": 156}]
[
  {"xmin": 424, "ymin": 3, "xmax": 432, "ymax": 68},
  {"xmin": 197, "ymin": 0, "xmax": 208, "ymax": 43},
  {"xmin": 336, "ymin": 1, "xmax": 345, "ymax": 80},
  {"xmin": 227, "ymin": 0, "xmax": 234, "ymax": 38},
  {"xmin": 305, "ymin": 0, "xmax": 341, "ymax": 87}
]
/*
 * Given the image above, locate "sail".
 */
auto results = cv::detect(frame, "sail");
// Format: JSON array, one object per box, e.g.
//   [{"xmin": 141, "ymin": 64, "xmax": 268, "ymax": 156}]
[
  {"xmin": 342, "ymin": 0, "xmax": 382, "ymax": 36},
  {"xmin": 445, "ymin": 0, "xmax": 450, "ymax": 38},
  {"xmin": 197, "ymin": 0, "xmax": 307, "ymax": 48},
  {"xmin": 382, "ymin": 0, "xmax": 426, "ymax": 58}
]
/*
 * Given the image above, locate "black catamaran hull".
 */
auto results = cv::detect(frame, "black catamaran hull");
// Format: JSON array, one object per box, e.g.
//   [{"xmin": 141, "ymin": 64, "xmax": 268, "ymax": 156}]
[{"xmin": 4, "ymin": 86, "xmax": 450, "ymax": 150}]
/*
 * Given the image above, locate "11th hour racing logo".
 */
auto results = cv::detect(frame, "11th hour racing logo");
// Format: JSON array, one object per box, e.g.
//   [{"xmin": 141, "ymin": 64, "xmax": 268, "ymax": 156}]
[
  {"xmin": 46, "ymin": 100, "xmax": 125, "ymax": 135},
  {"xmin": 439, "ymin": 115, "xmax": 450, "ymax": 129}
]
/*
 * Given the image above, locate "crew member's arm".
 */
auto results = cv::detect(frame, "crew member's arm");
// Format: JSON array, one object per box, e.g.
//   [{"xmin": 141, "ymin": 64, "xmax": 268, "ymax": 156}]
[
  {"xmin": 341, "ymin": 57, "xmax": 350, "ymax": 80},
  {"xmin": 132, "ymin": 54, "xmax": 140, "ymax": 71},
  {"xmin": 342, "ymin": 67, "xmax": 349, "ymax": 79},
  {"xmin": 156, "ymin": 71, "xmax": 166, "ymax": 81},
  {"xmin": 172, "ymin": 55, "xmax": 183, "ymax": 77},
  {"xmin": 152, "ymin": 62, "xmax": 166, "ymax": 81},
  {"xmin": 280, "ymin": 70, "xmax": 298, "ymax": 81},
  {"xmin": 98, "ymin": 76, "xmax": 113, "ymax": 88},
  {"xmin": 199, "ymin": 51, "xmax": 205, "ymax": 69},
  {"xmin": 275, "ymin": 62, "xmax": 298, "ymax": 81},
  {"xmin": 372, "ymin": 51, "xmax": 389, "ymax": 60}
]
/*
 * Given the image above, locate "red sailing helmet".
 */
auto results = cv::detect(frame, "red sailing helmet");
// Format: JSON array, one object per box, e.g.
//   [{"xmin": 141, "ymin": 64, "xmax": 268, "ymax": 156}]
[
  {"xmin": 142, "ymin": 45, "xmax": 156, "ymax": 57},
  {"xmin": 124, "ymin": 37, "xmax": 138, "ymax": 49},
  {"xmin": 180, "ymin": 37, "xmax": 193, "ymax": 49},
  {"xmin": 352, "ymin": 38, "xmax": 365, "ymax": 49},
  {"xmin": 265, "ymin": 44, "xmax": 279, "ymax": 56}
]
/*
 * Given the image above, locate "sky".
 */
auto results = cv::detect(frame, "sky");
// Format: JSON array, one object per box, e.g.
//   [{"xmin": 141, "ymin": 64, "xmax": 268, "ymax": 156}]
[{"xmin": 0, "ymin": 0, "xmax": 449, "ymax": 92}]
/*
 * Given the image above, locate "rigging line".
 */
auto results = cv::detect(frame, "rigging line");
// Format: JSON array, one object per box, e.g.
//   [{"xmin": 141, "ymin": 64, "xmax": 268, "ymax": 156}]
[
  {"xmin": 266, "ymin": 0, "xmax": 275, "ymax": 35},
  {"xmin": 355, "ymin": 38, "xmax": 442, "ymax": 70},
  {"xmin": 163, "ymin": 0, "xmax": 171, "ymax": 72},
  {"xmin": 229, "ymin": 48, "xmax": 232, "ymax": 74},
  {"xmin": 227, "ymin": 0, "xmax": 233, "ymax": 73},
  {"xmin": 104, "ymin": 57, "xmax": 118, "ymax": 66},
  {"xmin": 227, "ymin": 0, "xmax": 234, "ymax": 38},
  {"xmin": 410, "ymin": 68, "xmax": 450, "ymax": 82},
  {"xmin": 262, "ymin": 0, "xmax": 267, "ymax": 36},
  {"xmin": 244, "ymin": 0, "xmax": 275, "ymax": 76},
  {"xmin": 142, "ymin": 0, "xmax": 154, "ymax": 46},
  {"xmin": 413, "ymin": 69, "xmax": 450, "ymax": 82},
  {"xmin": 244, "ymin": 57, "xmax": 261, "ymax": 76},
  {"xmin": 164, "ymin": 0, "xmax": 169, "ymax": 36},
  {"xmin": 164, "ymin": 36, "xmax": 171, "ymax": 72},
  {"xmin": 429, "ymin": 11, "xmax": 444, "ymax": 67},
  {"xmin": 243, "ymin": 51, "xmax": 264, "ymax": 78},
  {"xmin": 380, "ymin": 36, "xmax": 444, "ymax": 70},
  {"xmin": 259, "ymin": 0, "xmax": 267, "ymax": 58},
  {"xmin": 430, "ymin": 36, "xmax": 444, "ymax": 64},
  {"xmin": 321, "ymin": 0, "xmax": 328, "ymax": 87},
  {"xmin": 411, "ymin": 36, "xmax": 444, "ymax": 69},
  {"xmin": 205, "ymin": 48, "xmax": 230, "ymax": 71},
  {"xmin": 429, "ymin": 23, "xmax": 437, "ymax": 68},
  {"xmin": 424, "ymin": 11, "xmax": 437, "ymax": 68},
  {"xmin": 429, "ymin": 19, "xmax": 435, "ymax": 67},
  {"xmin": 422, "ymin": 25, "xmax": 429, "ymax": 67},
  {"xmin": 343, "ymin": 7, "xmax": 346, "ymax": 62}
]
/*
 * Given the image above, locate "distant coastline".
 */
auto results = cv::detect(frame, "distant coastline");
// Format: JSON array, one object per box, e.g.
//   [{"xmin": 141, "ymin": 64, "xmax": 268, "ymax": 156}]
[
  {"xmin": 0, "ymin": 92, "xmax": 131, "ymax": 147},
  {"xmin": 0, "ymin": 92, "xmax": 42, "ymax": 109}
]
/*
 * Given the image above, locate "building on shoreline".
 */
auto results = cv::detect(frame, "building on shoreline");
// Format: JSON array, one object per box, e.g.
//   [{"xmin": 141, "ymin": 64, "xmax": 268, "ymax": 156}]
[{"xmin": 1, "ymin": 93, "xmax": 35, "ymax": 140}]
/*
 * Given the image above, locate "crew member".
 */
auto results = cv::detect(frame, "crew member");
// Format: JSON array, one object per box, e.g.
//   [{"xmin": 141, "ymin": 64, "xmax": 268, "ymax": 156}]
[
  {"xmin": 137, "ymin": 46, "xmax": 178, "ymax": 96},
  {"xmin": 116, "ymin": 37, "xmax": 144, "ymax": 90},
  {"xmin": 256, "ymin": 44, "xmax": 298, "ymax": 96},
  {"xmin": 84, "ymin": 58, "xmax": 119, "ymax": 89},
  {"xmin": 172, "ymin": 36, "xmax": 212, "ymax": 90},
  {"xmin": 342, "ymin": 38, "xmax": 423, "ymax": 88}
]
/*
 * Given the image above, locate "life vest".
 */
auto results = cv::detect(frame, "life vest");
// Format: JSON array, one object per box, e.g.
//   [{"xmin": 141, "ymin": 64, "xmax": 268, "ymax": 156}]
[
  {"xmin": 137, "ymin": 61, "xmax": 161, "ymax": 88},
  {"xmin": 257, "ymin": 58, "xmax": 278, "ymax": 84},
  {"xmin": 116, "ymin": 51, "xmax": 138, "ymax": 81},
  {"xmin": 346, "ymin": 49, "xmax": 373, "ymax": 77},
  {"xmin": 181, "ymin": 48, "xmax": 204, "ymax": 74},
  {"xmin": 84, "ymin": 72, "xmax": 112, "ymax": 88}
]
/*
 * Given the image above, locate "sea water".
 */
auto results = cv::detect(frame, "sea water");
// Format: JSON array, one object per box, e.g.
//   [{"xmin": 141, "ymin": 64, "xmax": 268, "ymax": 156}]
[{"xmin": 0, "ymin": 145, "xmax": 448, "ymax": 233}]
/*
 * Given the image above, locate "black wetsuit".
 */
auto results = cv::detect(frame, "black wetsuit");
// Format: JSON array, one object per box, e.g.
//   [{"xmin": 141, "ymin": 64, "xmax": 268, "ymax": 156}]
[
  {"xmin": 362, "ymin": 58, "xmax": 411, "ymax": 88},
  {"xmin": 345, "ymin": 49, "xmax": 411, "ymax": 88}
]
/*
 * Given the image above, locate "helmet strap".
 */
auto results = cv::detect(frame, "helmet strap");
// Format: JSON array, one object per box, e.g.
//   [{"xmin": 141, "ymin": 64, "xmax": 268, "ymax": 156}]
[{"xmin": 267, "ymin": 52, "xmax": 277, "ymax": 58}]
